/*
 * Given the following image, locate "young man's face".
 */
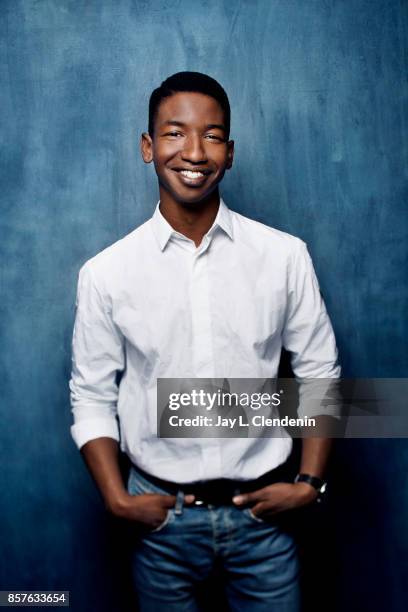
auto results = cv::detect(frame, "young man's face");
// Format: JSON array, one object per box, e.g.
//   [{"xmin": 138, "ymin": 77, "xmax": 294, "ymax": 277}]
[{"xmin": 141, "ymin": 92, "xmax": 234, "ymax": 206}]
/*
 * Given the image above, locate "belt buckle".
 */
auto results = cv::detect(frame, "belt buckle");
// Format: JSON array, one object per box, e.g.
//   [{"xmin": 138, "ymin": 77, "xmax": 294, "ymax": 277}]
[{"xmin": 189, "ymin": 481, "xmax": 241, "ymax": 507}]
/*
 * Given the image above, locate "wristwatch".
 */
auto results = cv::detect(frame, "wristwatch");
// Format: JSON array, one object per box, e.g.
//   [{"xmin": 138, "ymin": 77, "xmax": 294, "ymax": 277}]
[{"xmin": 294, "ymin": 473, "xmax": 327, "ymax": 503}]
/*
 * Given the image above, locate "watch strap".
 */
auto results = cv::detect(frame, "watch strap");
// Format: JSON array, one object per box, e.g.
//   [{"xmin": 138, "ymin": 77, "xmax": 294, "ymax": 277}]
[{"xmin": 294, "ymin": 473, "xmax": 326, "ymax": 492}]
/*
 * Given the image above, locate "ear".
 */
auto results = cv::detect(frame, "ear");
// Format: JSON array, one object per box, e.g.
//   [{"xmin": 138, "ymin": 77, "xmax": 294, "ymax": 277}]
[
  {"xmin": 226, "ymin": 139, "xmax": 234, "ymax": 170},
  {"xmin": 140, "ymin": 132, "xmax": 153, "ymax": 163}
]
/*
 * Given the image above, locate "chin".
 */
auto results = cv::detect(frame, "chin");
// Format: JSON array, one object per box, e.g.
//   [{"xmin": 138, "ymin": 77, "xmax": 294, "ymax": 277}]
[
  {"xmin": 176, "ymin": 195, "xmax": 210, "ymax": 206},
  {"xmin": 175, "ymin": 187, "xmax": 219, "ymax": 207}
]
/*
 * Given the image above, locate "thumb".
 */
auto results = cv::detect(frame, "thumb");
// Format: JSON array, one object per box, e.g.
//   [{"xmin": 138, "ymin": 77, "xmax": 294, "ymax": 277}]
[
  {"xmin": 232, "ymin": 490, "xmax": 258, "ymax": 506},
  {"xmin": 162, "ymin": 493, "xmax": 196, "ymax": 507}
]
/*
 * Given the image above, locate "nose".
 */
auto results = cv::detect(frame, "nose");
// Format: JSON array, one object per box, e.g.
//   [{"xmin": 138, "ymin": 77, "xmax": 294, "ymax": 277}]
[{"xmin": 181, "ymin": 134, "xmax": 208, "ymax": 164}]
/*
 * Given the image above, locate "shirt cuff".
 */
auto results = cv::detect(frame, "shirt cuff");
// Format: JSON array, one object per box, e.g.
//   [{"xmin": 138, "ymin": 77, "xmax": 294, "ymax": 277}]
[
  {"xmin": 297, "ymin": 377, "xmax": 342, "ymax": 419},
  {"xmin": 70, "ymin": 417, "xmax": 120, "ymax": 450}
]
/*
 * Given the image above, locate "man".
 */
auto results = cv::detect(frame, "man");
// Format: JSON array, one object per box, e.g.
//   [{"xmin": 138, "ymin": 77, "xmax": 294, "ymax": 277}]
[{"xmin": 69, "ymin": 71, "xmax": 340, "ymax": 611}]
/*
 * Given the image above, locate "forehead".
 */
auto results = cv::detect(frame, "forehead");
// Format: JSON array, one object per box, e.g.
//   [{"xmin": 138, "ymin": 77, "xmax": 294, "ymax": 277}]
[{"xmin": 155, "ymin": 92, "xmax": 225, "ymax": 127}]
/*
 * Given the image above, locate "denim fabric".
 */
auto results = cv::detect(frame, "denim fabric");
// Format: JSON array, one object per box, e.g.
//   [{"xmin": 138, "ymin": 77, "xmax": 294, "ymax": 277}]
[{"xmin": 127, "ymin": 466, "xmax": 300, "ymax": 611}]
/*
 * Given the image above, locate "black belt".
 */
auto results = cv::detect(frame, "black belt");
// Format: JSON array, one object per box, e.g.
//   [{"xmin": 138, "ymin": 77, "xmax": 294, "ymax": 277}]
[{"xmin": 133, "ymin": 461, "xmax": 293, "ymax": 506}]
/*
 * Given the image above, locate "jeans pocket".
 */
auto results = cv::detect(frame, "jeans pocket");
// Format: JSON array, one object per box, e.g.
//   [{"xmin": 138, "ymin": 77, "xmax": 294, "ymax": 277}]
[
  {"xmin": 243, "ymin": 507, "xmax": 268, "ymax": 524},
  {"xmin": 150, "ymin": 509, "xmax": 173, "ymax": 533}
]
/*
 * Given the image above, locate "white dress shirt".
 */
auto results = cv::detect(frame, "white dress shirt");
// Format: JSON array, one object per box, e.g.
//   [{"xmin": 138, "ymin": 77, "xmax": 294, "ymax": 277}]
[{"xmin": 69, "ymin": 199, "xmax": 340, "ymax": 482}]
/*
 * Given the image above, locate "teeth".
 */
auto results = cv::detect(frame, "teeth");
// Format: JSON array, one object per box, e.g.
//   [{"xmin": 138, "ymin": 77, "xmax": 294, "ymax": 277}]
[{"xmin": 180, "ymin": 170, "xmax": 205, "ymax": 179}]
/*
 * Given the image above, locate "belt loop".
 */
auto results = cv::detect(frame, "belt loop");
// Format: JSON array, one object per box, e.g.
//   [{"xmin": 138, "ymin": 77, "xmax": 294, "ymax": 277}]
[{"xmin": 174, "ymin": 489, "xmax": 185, "ymax": 515}]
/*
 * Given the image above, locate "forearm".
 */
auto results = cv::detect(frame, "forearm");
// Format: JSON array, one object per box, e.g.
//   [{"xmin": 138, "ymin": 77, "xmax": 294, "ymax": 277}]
[
  {"xmin": 80, "ymin": 437, "xmax": 128, "ymax": 513},
  {"xmin": 299, "ymin": 435, "xmax": 332, "ymax": 478}
]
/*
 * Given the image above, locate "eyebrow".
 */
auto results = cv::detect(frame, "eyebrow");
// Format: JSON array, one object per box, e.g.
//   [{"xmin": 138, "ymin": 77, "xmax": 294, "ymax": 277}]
[{"xmin": 162, "ymin": 120, "xmax": 226, "ymax": 132}]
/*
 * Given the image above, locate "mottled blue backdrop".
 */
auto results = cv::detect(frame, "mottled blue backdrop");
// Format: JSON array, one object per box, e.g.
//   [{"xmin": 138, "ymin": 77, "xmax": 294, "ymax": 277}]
[{"xmin": 1, "ymin": 1, "xmax": 407, "ymax": 611}]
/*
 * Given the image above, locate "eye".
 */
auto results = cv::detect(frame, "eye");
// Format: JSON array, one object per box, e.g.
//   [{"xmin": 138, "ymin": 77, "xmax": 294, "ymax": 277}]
[
  {"xmin": 205, "ymin": 134, "xmax": 225, "ymax": 142},
  {"xmin": 163, "ymin": 131, "xmax": 183, "ymax": 138}
]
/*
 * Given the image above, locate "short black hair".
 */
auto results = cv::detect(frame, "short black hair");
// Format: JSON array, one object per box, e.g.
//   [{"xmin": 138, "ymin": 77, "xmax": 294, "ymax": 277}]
[{"xmin": 148, "ymin": 71, "xmax": 230, "ymax": 139}]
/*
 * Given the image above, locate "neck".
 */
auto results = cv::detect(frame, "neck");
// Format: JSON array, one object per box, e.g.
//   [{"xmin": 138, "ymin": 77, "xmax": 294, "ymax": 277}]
[{"xmin": 159, "ymin": 189, "xmax": 220, "ymax": 247}]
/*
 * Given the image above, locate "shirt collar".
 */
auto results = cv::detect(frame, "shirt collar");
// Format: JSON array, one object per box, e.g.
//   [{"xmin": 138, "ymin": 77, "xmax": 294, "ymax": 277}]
[
  {"xmin": 151, "ymin": 198, "xmax": 234, "ymax": 251},
  {"xmin": 214, "ymin": 198, "xmax": 234, "ymax": 241}
]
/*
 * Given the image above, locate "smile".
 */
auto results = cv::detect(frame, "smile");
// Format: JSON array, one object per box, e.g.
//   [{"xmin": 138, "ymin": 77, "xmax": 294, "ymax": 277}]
[
  {"xmin": 172, "ymin": 168, "xmax": 211, "ymax": 187},
  {"xmin": 180, "ymin": 170, "xmax": 206, "ymax": 179}
]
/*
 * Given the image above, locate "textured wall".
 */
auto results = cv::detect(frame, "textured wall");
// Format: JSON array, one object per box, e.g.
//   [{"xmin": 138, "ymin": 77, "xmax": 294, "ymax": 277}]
[{"xmin": 1, "ymin": 1, "xmax": 407, "ymax": 610}]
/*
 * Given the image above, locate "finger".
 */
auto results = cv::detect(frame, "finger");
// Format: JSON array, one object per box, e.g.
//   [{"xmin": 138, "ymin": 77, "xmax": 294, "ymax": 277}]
[
  {"xmin": 160, "ymin": 495, "xmax": 177, "ymax": 507},
  {"xmin": 251, "ymin": 502, "xmax": 268, "ymax": 516},
  {"xmin": 184, "ymin": 494, "xmax": 195, "ymax": 504},
  {"xmin": 254, "ymin": 501, "xmax": 281, "ymax": 516}
]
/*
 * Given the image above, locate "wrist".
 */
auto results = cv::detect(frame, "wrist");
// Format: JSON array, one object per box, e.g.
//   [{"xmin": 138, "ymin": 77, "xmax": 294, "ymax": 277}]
[
  {"xmin": 294, "ymin": 473, "xmax": 327, "ymax": 503},
  {"xmin": 293, "ymin": 481, "xmax": 319, "ymax": 503},
  {"xmin": 106, "ymin": 490, "xmax": 133, "ymax": 517}
]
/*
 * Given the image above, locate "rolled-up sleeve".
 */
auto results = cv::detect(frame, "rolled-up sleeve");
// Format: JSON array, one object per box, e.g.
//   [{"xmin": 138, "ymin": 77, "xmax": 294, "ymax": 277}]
[
  {"xmin": 69, "ymin": 262, "xmax": 125, "ymax": 450},
  {"xmin": 283, "ymin": 240, "xmax": 341, "ymax": 379}
]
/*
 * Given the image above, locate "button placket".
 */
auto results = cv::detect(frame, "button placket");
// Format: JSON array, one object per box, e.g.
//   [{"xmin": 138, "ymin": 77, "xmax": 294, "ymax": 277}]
[
  {"xmin": 189, "ymin": 242, "xmax": 223, "ymax": 478},
  {"xmin": 190, "ymin": 248, "xmax": 214, "ymax": 378}
]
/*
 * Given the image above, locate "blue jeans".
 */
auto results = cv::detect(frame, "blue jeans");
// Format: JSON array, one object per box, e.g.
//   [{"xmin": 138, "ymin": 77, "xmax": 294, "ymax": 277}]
[{"xmin": 127, "ymin": 466, "xmax": 300, "ymax": 612}]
